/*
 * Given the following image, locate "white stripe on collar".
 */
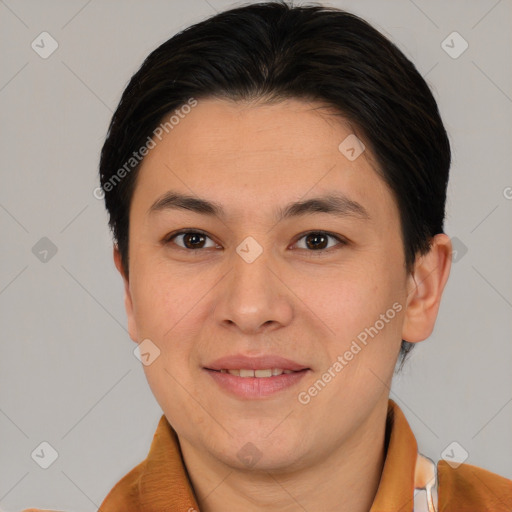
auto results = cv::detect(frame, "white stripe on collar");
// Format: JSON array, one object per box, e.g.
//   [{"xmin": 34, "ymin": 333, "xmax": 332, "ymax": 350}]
[{"xmin": 413, "ymin": 452, "xmax": 438, "ymax": 512}]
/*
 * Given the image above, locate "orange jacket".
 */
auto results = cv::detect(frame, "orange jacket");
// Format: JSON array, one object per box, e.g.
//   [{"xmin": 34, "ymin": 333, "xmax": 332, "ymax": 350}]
[{"xmin": 24, "ymin": 399, "xmax": 512, "ymax": 511}]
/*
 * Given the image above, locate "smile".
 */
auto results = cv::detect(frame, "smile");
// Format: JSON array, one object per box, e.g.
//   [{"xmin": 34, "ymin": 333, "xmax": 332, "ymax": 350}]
[
  {"xmin": 205, "ymin": 368, "xmax": 309, "ymax": 398},
  {"xmin": 216, "ymin": 368, "xmax": 296, "ymax": 377}
]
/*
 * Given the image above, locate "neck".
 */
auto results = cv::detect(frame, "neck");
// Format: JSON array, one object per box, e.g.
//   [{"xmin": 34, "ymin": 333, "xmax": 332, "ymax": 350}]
[{"xmin": 179, "ymin": 398, "xmax": 389, "ymax": 512}]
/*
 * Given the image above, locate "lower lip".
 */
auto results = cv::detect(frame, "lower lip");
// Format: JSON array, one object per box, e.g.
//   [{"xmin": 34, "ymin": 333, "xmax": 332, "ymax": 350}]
[{"xmin": 204, "ymin": 369, "xmax": 309, "ymax": 399}]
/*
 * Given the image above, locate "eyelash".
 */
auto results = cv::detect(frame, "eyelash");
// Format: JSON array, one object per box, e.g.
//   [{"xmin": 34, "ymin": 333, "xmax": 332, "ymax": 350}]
[{"xmin": 162, "ymin": 229, "xmax": 348, "ymax": 255}]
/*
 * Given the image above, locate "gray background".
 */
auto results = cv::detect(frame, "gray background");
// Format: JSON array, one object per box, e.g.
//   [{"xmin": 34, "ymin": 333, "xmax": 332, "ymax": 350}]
[{"xmin": 0, "ymin": 0, "xmax": 511, "ymax": 510}]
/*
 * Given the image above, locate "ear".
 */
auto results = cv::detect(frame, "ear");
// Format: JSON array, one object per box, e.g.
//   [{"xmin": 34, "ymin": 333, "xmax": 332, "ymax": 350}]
[
  {"xmin": 113, "ymin": 244, "xmax": 138, "ymax": 343},
  {"xmin": 402, "ymin": 233, "xmax": 452, "ymax": 343}
]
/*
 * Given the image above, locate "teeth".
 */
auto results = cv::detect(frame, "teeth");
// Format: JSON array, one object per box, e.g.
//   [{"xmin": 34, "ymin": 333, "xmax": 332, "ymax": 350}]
[
  {"xmin": 255, "ymin": 369, "xmax": 272, "ymax": 377},
  {"xmin": 221, "ymin": 368, "xmax": 297, "ymax": 378}
]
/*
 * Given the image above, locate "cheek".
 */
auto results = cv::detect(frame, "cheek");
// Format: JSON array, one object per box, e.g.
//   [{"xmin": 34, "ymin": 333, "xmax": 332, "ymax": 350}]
[
  {"xmin": 313, "ymin": 258, "xmax": 405, "ymax": 372},
  {"xmin": 129, "ymin": 264, "xmax": 205, "ymax": 371},
  {"xmin": 313, "ymin": 264, "xmax": 396, "ymax": 337},
  {"xmin": 129, "ymin": 262, "xmax": 198, "ymax": 337}
]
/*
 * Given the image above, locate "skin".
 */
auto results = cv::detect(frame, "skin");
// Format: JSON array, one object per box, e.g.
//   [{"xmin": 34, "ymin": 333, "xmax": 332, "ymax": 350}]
[{"xmin": 112, "ymin": 97, "xmax": 452, "ymax": 512}]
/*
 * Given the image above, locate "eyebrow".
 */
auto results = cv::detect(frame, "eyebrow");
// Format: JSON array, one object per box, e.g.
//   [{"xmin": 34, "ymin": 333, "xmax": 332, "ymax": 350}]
[{"xmin": 147, "ymin": 190, "xmax": 370, "ymax": 222}]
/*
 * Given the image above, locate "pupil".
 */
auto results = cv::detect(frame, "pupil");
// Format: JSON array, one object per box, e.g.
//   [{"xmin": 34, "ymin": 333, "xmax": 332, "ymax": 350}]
[
  {"xmin": 185, "ymin": 233, "xmax": 205, "ymax": 249},
  {"xmin": 306, "ymin": 233, "xmax": 327, "ymax": 250}
]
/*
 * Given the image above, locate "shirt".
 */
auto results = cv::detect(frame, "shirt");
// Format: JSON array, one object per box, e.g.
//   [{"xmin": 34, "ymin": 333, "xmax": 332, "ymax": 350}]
[{"xmin": 24, "ymin": 399, "xmax": 512, "ymax": 511}]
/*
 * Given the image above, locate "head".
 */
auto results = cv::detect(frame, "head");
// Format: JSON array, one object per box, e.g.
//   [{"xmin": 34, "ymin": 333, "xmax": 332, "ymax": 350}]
[{"xmin": 99, "ymin": 2, "xmax": 451, "ymax": 472}]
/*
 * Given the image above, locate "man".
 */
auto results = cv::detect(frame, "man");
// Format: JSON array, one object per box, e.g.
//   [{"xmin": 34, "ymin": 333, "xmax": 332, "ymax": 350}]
[{"xmin": 24, "ymin": 1, "xmax": 512, "ymax": 511}]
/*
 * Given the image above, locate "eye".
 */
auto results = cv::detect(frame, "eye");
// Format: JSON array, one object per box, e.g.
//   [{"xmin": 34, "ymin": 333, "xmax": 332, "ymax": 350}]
[
  {"xmin": 293, "ymin": 231, "xmax": 347, "ymax": 252},
  {"xmin": 164, "ymin": 230, "xmax": 219, "ymax": 250},
  {"xmin": 163, "ymin": 229, "xmax": 347, "ymax": 253}
]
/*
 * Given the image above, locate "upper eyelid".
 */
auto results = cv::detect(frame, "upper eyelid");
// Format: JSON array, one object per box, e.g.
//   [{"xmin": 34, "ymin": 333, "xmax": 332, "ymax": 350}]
[{"xmin": 165, "ymin": 229, "xmax": 216, "ymax": 243}]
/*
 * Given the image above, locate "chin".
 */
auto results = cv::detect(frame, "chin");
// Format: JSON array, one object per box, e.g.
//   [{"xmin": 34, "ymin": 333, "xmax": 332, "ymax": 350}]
[
  {"xmin": 211, "ymin": 431, "xmax": 307, "ymax": 473},
  {"xmin": 223, "ymin": 447, "xmax": 306, "ymax": 473}
]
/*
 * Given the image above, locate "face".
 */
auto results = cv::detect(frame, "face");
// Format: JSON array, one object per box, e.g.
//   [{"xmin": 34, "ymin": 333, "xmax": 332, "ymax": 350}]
[{"xmin": 118, "ymin": 97, "xmax": 415, "ymax": 472}]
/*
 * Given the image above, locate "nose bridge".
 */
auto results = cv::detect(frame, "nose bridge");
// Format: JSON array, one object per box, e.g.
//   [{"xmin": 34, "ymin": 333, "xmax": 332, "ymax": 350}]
[
  {"xmin": 216, "ymin": 237, "xmax": 293, "ymax": 332},
  {"xmin": 232, "ymin": 238, "xmax": 271, "ymax": 297}
]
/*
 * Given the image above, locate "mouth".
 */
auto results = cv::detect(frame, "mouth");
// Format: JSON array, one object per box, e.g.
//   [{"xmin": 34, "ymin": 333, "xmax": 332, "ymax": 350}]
[
  {"xmin": 203, "ymin": 354, "xmax": 310, "ymax": 398},
  {"xmin": 208, "ymin": 368, "xmax": 302, "ymax": 377},
  {"xmin": 205, "ymin": 354, "xmax": 309, "ymax": 372},
  {"xmin": 203, "ymin": 365, "xmax": 310, "ymax": 399}
]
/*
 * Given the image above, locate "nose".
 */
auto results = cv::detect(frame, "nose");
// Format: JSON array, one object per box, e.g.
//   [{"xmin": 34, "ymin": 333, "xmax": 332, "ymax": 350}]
[{"xmin": 214, "ymin": 242, "xmax": 294, "ymax": 334}]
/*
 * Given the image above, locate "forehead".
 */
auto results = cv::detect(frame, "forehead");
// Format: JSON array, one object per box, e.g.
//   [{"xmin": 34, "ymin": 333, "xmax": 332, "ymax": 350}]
[
  {"xmin": 152, "ymin": 97, "xmax": 362, "ymax": 168},
  {"xmin": 131, "ymin": 97, "xmax": 397, "ymax": 225}
]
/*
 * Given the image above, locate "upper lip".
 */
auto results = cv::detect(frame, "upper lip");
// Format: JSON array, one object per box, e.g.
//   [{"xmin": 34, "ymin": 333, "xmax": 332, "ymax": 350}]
[{"xmin": 205, "ymin": 354, "xmax": 309, "ymax": 371}]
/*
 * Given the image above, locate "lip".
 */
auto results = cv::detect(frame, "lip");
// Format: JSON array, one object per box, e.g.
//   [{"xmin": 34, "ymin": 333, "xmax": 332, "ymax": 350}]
[
  {"xmin": 204, "ymin": 368, "xmax": 310, "ymax": 399},
  {"xmin": 203, "ymin": 354, "xmax": 310, "ymax": 399},
  {"xmin": 205, "ymin": 354, "xmax": 309, "ymax": 372}
]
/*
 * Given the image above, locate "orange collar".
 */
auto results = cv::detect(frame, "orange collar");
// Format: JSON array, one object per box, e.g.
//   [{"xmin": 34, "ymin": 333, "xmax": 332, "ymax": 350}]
[{"xmin": 370, "ymin": 398, "xmax": 422, "ymax": 511}]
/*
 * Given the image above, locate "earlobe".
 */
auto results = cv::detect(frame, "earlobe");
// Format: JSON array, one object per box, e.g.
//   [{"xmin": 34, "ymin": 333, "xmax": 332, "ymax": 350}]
[
  {"xmin": 113, "ymin": 245, "xmax": 139, "ymax": 343},
  {"xmin": 402, "ymin": 233, "xmax": 452, "ymax": 343}
]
